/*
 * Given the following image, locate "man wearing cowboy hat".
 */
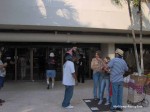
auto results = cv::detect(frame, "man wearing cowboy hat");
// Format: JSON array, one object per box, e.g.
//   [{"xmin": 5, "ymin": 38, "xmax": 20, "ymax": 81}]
[{"xmin": 108, "ymin": 48, "xmax": 128, "ymax": 111}]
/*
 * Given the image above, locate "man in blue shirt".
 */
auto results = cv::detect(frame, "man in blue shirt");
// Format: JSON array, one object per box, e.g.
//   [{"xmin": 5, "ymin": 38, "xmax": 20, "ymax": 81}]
[{"xmin": 108, "ymin": 48, "xmax": 128, "ymax": 111}]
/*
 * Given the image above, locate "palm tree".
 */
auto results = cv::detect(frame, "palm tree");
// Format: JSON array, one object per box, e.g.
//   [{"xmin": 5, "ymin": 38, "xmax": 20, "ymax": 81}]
[
  {"xmin": 113, "ymin": 0, "xmax": 144, "ymax": 75},
  {"xmin": 127, "ymin": 0, "xmax": 141, "ymax": 75},
  {"xmin": 138, "ymin": 0, "xmax": 144, "ymax": 75}
]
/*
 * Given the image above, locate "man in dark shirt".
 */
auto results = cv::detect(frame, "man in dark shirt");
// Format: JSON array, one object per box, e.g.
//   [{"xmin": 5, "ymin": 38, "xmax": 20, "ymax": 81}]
[{"xmin": 77, "ymin": 54, "xmax": 85, "ymax": 83}]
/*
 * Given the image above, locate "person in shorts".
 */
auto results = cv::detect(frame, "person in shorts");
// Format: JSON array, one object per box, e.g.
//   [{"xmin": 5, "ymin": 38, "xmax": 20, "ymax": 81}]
[{"xmin": 46, "ymin": 52, "xmax": 56, "ymax": 89}]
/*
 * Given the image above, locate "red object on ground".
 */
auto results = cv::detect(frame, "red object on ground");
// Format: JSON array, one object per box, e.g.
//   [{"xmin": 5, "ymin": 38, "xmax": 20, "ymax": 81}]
[{"xmin": 110, "ymin": 82, "xmax": 112, "ymax": 96}]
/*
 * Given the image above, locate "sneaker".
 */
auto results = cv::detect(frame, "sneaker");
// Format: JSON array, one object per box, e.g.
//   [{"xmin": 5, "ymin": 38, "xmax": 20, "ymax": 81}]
[
  {"xmin": 110, "ymin": 108, "xmax": 117, "ymax": 112},
  {"xmin": 47, "ymin": 85, "xmax": 50, "ymax": 89},
  {"xmin": 94, "ymin": 97, "xmax": 98, "ymax": 100},
  {"xmin": 0, "ymin": 99, "xmax": 5, "ymax": 103},
  {"xmin": 98, "ymin": 100, "xmax": 103, "ymax": 105},
  {"xmin": 116, "ymin": 108, "xmax": 123, "ymax": 111},
  {"xmin": 94, "ymin": 98, "xmax": 97, "ymax": 100},
  {"xmin": 105, "ymin": 102, "xmax": 110, "ymax": 105},
  {"xmin": 65, "ymin": 105, "xmax": 74, "ymax": 109},
  {"xmin": 52, "ymin": 83, "xmax": 54, "ymax": 89}
]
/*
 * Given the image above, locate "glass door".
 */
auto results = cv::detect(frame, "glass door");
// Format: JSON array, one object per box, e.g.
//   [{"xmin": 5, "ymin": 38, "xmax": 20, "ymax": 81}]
[
  {"xmin": 49, "ymin": 48, "xmax": 63, "ymax": 81},
  {"xmin": 33, "ymin": 48, "xmax": 46, "ymax": 80},
  {"xmin": 3, "ymin": 48, "xmax": 15, "ymax": 80},
  {"xmin": 17, "ymin": 48, "xmax": 30, "ymax": 80}
]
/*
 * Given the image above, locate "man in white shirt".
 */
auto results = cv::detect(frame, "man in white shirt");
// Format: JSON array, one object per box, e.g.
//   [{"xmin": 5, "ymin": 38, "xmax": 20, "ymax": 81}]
[{"xmin": 62, "ymin": 54, "xmax": 77, "ymax": 109}]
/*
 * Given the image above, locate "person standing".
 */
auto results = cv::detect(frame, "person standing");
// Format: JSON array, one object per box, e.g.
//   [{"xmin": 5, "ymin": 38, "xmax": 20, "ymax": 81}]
[
  {"xmin": 62, "ymin": 54, "xmax": 77, "ymax": 109},
  {"xmin": 98, "ymin": 56, "xmax": 110, "ymax": 105},
  {"xmin": 0, "ymin": 51, "xmax": 7, "ymax": 105},
  {"xmin": 46, "ymin": 52, "xmax": 56, "ymax": 89},
  {"xmin": 108, "ymin": 48, "xmax": 128, "ymax": 111},
  {"xmin": 20, "ymin": 57, "xmax": 26, "ymax": 80},
  {"xmin": 91, "ymin": 50, "xmax": 105, "ymax": 100},
  {"xmin": 77, "ymin": 54, "xmax": 85, "ymax": 83}
]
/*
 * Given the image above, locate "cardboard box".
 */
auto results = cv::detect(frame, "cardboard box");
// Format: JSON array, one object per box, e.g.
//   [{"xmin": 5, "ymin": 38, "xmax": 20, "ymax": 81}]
[{"xmin": 130, "ymin": 75, "xmax": 146, "ymax": 86}]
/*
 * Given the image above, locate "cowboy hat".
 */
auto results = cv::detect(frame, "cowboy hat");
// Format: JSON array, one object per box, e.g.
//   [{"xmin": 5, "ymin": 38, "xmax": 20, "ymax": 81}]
[{"xmin": 115, "ymin": 48, "xmax": 124, "ymax": 56}]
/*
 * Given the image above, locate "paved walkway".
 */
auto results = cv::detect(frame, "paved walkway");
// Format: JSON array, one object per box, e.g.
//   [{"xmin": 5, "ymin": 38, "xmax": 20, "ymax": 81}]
[{"xmin": 0, "ymin": 80, "xmax": 149, "ymax": 112}]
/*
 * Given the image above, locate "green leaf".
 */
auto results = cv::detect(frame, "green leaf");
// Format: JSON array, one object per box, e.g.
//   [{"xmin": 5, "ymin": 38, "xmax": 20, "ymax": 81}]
[{"xmin": 133, "ymin": 0, "xmax": 139, "ymax": 7}]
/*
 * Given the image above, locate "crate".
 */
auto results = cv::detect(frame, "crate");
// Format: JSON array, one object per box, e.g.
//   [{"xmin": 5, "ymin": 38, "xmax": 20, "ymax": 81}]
[{"xmin": 130, "ymin": 75, "xmax": 146, "ymax": 86}]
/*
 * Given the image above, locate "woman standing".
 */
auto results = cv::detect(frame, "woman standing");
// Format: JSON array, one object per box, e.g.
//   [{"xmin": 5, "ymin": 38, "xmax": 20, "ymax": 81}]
[
  {"xmin": 46, "ymin": 52, "xmax": 56, "ymax": 89},
  {"xmin": 98, "ymin": 56, "xmax": 110, "ymax": 105},
  {"xmin": 91, "ymin": 50, "xmax": 105, "ymax": 100}
]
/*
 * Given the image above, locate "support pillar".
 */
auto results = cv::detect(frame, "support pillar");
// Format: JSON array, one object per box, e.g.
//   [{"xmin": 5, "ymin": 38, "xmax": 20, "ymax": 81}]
[{"xmin": 101, "ymin": 43, "xmax": 115, "ymax": 59}]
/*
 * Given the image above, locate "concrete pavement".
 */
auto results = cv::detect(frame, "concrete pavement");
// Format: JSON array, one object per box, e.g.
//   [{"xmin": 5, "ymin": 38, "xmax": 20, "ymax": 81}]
[{"xmin": 0, "ymin": 80, "xmax": 150, "ymax": 112}]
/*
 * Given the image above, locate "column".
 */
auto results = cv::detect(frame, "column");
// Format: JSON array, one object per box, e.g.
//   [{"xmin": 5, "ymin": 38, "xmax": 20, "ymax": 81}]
[
  {"xmin": 30, "ymin": 48, "xmax": 33, "ymax": 81},
  {"xmin": 101, "ymin": 43, "xmax": 115, "ymax": 59}
]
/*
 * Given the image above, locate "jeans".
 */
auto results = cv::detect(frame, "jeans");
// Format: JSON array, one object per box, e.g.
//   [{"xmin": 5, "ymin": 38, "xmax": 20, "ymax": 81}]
[
  {"xmin": 93, "ymin": 71, "xmax": 103, "ymax": 99},
  {"xmin": 0, "ymin": 76, "xmax": 5, "ymax": 89},
  {"xmin": 62, "ymin": 85, "xmax": 74, "ymax": 107},
  {"xmin": 100, "ymin": 78, "xmax": 110, "ymax": 103},
  {"xmin": 111, "ymin": 81, "xmax": 123, "ymax": 109}
]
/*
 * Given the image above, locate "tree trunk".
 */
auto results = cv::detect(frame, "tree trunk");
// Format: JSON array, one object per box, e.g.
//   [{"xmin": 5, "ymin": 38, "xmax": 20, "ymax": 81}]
[
  {"xmin": 127, "ymin": 0, "xmax": 141, "ymax": 75},
  {"xmin": 139, "ymin": 0, "xmax": 144, "ymax": 75}
]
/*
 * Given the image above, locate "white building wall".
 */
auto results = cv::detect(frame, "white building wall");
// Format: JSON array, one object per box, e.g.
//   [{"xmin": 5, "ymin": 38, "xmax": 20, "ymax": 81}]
[{"xmin": 0, "ymin": 0, "xmax": 150, "ymax": 31}]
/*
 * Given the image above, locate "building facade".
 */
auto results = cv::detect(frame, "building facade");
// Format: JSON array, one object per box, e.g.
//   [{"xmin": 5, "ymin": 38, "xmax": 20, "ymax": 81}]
[{"xmin": 0, "ymin": 0, "xmax": 150, "ymax": 81}]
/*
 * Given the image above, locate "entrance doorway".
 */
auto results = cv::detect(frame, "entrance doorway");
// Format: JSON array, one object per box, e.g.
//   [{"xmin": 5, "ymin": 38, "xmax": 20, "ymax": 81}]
[
  {"xmin": 1, "ymin": 42, "xmax": 100, "ymax": 81},
  {"xmin": 17, "ymin": 48, "xmax": 30, "ymax": 80},
  {"xmin": 33, "ymin": 48, "xmax": 46, "ymax": 80},
  {"xmin": 4, "ymin": 48, "xmax": 15, "ymax": 80}
]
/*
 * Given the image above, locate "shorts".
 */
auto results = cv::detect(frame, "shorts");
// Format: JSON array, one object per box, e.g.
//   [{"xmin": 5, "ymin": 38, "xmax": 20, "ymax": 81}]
[
  {"xmin": 0, "ymin": 76, "xmax": 5, "ymax": 88},
  {"xmin": 46, "ymin": 70, "xmax": 56, "ymax": 78}
]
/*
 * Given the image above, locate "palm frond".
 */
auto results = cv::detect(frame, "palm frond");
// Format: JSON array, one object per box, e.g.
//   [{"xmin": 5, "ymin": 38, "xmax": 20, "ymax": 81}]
[{"xmin": 132, "ymin": 0, "xmax": 139, "ymax": 7}]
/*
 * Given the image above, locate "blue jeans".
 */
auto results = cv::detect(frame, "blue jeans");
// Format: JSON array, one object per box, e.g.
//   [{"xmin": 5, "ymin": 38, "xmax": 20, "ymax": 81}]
[
  {"xmin": 0, "ymin": 76, "xmax": 5, "ymax": 89},
  {"xmin": 62, "ymin": 86, "xmax": 74, "ymax": 107},
  {"xmin": 100, "ymin": 78, "xmax": 110, "ymax": 103},
  {"xmin": 111, "ymin": 81, "xmax": 123, "ymax": 109},
  {"xmin": 93, "ymin": 71, "xmax": 103, "ymax": 99}
]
